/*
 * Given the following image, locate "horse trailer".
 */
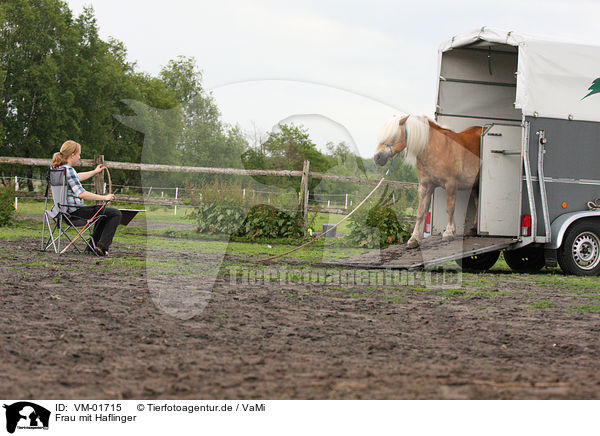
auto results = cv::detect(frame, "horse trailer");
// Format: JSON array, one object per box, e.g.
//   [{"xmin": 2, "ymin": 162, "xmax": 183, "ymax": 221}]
[{"xmin": 427, "ymin": 27, "xmax": 600, "ymax": 275}]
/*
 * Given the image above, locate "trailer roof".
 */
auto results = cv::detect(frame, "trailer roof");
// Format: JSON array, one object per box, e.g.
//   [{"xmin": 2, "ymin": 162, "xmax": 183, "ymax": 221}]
[{"xmin": 439, "ymin": 27, "xmax": 600, "ymax": 122}]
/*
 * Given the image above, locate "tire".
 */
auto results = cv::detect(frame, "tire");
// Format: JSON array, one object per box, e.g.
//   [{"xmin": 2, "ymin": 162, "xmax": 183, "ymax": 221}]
[
  {"xmin": 557, "ymin": 221, "xmax": 600, "ymax": 276},
  {"xmin": 503, "ymin": 246, "xmax": 545, "ymax": 273},
  {"xmin": 456, "ymin": 250, "xmax": 500, "ymax": 272}
]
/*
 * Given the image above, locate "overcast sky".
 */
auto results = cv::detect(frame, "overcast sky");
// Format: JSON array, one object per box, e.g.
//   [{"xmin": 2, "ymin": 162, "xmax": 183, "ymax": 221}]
[{"xmin": 66, "ymin": 0, "xmax": 600, "ymax": 157}]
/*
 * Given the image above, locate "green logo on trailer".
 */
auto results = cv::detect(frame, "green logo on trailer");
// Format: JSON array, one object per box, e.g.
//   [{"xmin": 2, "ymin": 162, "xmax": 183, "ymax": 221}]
[{"xmin": 583, "ymin": 78, "xmax": 600, "ymax": 99}]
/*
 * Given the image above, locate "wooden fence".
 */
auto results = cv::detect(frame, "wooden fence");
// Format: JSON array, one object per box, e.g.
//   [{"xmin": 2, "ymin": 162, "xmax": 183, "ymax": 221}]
[{"xmin": 1, "ymin": 156, "xmax": 418, "ymax": 221}]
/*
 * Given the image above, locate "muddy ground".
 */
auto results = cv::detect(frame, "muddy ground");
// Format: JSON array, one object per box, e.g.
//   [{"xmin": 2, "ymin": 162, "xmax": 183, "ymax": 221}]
[{"xmin": 1, "ymin": 235, "xmax": 600, "ymax": 399}]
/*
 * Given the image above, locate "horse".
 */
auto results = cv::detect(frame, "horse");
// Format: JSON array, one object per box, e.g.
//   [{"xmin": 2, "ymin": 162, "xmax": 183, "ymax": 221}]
[{"xmin": 374, "ymin": 115, "xmax": 481, "ymax": 249}]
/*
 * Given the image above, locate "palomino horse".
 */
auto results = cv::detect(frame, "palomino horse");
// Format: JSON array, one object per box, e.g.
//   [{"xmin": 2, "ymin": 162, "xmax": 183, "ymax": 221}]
[{"xmin": 374, "ymin": 115, "xmax": 481, "ymax": 248}]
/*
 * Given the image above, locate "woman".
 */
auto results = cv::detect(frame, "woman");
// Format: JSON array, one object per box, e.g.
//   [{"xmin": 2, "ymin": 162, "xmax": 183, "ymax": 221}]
[{"xmin": 52, "ymin": 140, "xmax": 121, "ymax": 256}]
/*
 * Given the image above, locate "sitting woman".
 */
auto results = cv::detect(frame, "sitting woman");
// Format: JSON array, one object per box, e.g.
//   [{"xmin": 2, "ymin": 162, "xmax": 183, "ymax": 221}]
[{"xmin": 52, "ymin": 140, "xmax": 121, "ymax": 256}]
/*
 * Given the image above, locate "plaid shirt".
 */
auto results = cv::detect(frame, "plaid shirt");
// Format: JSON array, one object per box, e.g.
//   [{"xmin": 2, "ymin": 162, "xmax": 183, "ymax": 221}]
[{"xmin": 60, "ymin": 165, "xmax": 85, "ymax": 212}]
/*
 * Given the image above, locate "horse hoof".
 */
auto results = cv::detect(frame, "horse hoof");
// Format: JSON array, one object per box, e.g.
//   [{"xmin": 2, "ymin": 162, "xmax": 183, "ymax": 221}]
[
  {"xmin": 406, "ymin": 239, "xmax": 420, "ymax": 249},
  {"xmin": 442, "ymin": 234, "xmax": 456, "ymax": 241},
  {"xmin": 465, "ymin": 227, "xmax": 477, "ymax": 236}
]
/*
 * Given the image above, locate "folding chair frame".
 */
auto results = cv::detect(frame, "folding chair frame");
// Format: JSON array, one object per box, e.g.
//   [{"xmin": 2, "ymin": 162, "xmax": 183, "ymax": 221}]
[{"xmin": 41, "ymin": 167, "xmax": 107, "ymax": 256}]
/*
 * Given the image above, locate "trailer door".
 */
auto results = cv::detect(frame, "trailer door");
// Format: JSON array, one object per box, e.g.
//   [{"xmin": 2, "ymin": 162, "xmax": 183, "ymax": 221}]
[{"xmin": 478, "ymin": 124, "xmax": 522, "ymax": 236}]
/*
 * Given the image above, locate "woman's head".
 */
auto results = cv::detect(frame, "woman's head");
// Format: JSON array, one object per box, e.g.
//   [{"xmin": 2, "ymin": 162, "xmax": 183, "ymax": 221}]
[{"xmin": 52, "ymin": 140, "xmax": 81, "ymax": 168}]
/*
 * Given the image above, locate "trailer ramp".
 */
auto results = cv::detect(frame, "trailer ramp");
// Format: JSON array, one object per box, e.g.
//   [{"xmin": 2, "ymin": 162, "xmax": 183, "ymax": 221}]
[{"xmin": 330, "ymin": 236, "xmax": 518, "ymax": 270}]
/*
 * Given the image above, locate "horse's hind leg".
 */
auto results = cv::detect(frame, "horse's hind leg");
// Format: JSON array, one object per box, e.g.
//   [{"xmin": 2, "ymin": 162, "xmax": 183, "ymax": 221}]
[
  {"xmin": 466, "ymin": 185, "xmax": 479, "ymax": 236},
  {"xmin": 407, "ymin": 183, "xmax": 434, "ymax": 249},
  {"xmin": 442, "ymin": 183, "xmax": 458, "ymax": 240}
]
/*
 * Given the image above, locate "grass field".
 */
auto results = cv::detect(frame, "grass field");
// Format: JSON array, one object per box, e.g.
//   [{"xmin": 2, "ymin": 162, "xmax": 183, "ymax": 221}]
[
  {"xmin": 14, "ymin": 198, "xmax": 353, "ymax": 233},
  {"xmin": 4, "ymin": 213, "xmax": 593, "ymax": 300}
]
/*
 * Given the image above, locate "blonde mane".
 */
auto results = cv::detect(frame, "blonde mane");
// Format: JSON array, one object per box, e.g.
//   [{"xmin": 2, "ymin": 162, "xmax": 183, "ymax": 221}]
[{"xmin": 378, "ymin": 115, "xmax": 432, "ymax": 167}]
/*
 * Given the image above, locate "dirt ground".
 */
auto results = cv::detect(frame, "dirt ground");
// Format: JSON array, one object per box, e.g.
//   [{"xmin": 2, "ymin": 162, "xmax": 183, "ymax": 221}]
[{"xmin": 2, "ymin": 236, "xmax": 600, "ymax": 399}]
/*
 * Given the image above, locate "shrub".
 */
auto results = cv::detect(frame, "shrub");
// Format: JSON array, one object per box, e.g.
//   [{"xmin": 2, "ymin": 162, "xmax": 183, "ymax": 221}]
[
  {"xmin": 347, "ymin": 194, "xmax": 410, "ymax": 248},
  {"xmin": 189, "ymin": 180, "xmax": 247, "ymax": 234},
  {"xmin": 0, "ymin": 183, "xmax": 16, "ymax": 227},
  {"xmin": 190, "ymin": 180, "xmax": 305, "ymax": 239},
  {"xmin": 234, "ymin": 205, "xmax": 304, "ymax": 239},
  {"xmin": 193, "ymin": 201, "xmax": 246, "ymax": 234}
]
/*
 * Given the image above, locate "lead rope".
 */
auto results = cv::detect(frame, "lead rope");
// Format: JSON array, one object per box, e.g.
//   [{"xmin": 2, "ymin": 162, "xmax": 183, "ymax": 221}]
[
  {"xmin": 256, "ymin": 151, "xmax": 401, "ymax": 264},
  {"xmin": 256, "ymin": 177, "xmax": 387, "ymax": 263}
]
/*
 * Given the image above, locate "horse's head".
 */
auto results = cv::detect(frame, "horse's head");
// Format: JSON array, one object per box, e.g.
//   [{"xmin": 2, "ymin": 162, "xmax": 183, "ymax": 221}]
[{"xmin": 373, "ymin": 115, "xmax": 408, "ymax": 167}]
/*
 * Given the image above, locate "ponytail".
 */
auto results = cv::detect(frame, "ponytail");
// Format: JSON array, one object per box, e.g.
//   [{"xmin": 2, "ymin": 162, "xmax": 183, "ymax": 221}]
[
  {"xmin": 51, "ymin": 151, "xmax": 64, "ymax": 168},
  {"xmin": 52, "ymin": 140, "xmax": 80, "ymax": 168}
]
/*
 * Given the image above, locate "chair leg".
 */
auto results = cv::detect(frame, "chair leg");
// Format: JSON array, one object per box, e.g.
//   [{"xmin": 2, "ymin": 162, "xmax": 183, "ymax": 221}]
[
  {"xmin": 60, "ymin": 216, "xmax": 104, "ymax": 255},
  {"xmin": 41, "ymin": 212, "xmax": 46, "ymax": 251},
  {"xmin": 57, "ymin": 216, "xmax": 62, "ymax": 254},
  {"xmin": 44, "ymin": 217, "xmax": 60, "ymax": 253},
  {"xmin": 43, "ymin": 213, "xmax": 107, "ymax": 256}
]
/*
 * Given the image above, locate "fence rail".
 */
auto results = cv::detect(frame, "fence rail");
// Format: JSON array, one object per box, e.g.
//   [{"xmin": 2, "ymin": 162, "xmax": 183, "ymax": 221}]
[
  {"xmin": 12, "ymin": 190, "xmax": 349, "ymax": 215},
  {"xmin": 0, "ymin": 156, "xmax": 418, "ymax": 190},
  {"xmin": 2, "ymin": 155, "xmax": 417, "ymax": 221}
]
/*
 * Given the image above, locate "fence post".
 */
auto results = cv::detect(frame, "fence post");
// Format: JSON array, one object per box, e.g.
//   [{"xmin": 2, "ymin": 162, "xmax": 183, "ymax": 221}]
[
  {"xmin": 174, "ymin": 187, "xmax": 179, "ymax": 215},
  {"xmin": 345, "ymin": 193, "xmax": 348, "ymax": 209},
  {"xmin": 298, "ymin": 160, "xmax": 310, "ymax": 227},
  {"xmin": 14, "ymin": 176, "xmax": 18, "ymax": 211},
  {"xmin": 93, "ymin": 155, "xmax": 105, "ymax": 204}
]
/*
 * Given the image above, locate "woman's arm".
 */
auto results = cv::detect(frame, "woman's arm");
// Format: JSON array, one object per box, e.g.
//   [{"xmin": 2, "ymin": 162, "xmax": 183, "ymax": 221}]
[
  {"xmin": 78, "ymin": 165, "xmax": 105, "ymax": 181},
  {"xmin": 79, "ymin": 191, "xmax": 115, "ymax": 202}
]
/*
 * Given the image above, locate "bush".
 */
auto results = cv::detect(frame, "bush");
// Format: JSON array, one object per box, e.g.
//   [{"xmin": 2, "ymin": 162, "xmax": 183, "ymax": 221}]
[
  {"xmin": 193, "ymin": 201, "xmax": 246, "ymax": 234},
  {"xmin": 234, "ymin": 205, "xmax": 304, "ymax": 239},
  {"xmin": 189, "ymin": 180, "xmax": 247, "ymax": 234},
  {"xmin": 190, "ymin": 180, "xmax": 304, "ymax": 238},
  {"xmin": 0, "ymin": 183, "xmax": 16, "ymax": 227},
  {"xmin": 347, "ymin": 194, "xmax": 410, "ymax": 248}
]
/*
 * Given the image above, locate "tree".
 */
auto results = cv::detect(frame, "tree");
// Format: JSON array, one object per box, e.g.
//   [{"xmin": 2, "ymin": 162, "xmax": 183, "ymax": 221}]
[
  {"xmin": 241, "ymin": 123, "xmax": 333, "ymax": 194},
  {"xmin": 0, "ymin": 1, "xmax": 179, "ymax": 188},
  {"xmin": 159, "ymin": 56, "xmax": 247, "ymax": 174},
  {"xmin": 0, "ymin": 0, "xmax": 79, "ymax": 187}
]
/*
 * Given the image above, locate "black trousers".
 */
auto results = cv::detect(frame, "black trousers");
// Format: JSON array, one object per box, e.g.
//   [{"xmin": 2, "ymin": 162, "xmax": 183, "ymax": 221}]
[{"xmin": 70, "ymin": 205, "xmax": 122, "ymax": 251}]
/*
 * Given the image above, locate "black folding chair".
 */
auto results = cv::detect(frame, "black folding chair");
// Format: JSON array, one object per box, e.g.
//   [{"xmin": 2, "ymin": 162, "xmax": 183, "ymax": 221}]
[{"xmin": 41, "ymin": 167, "xmax": 106, "ymax": 255}]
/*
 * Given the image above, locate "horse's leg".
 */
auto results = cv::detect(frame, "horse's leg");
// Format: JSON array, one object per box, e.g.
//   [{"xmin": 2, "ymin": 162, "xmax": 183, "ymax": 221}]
[
  {"xmin": 407, "ymin": 183, "xmax": 434, "ymax": 249},
  {"xmin": 442, "ymin": 183, "xmax": 458, "ymax": 240},
  {"xmin": 466, "ymin": 185, "xmax": 479, "ymax": 236}
]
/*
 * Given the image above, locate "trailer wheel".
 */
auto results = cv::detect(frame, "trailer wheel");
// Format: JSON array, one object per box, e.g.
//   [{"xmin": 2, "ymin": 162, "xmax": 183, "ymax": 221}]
[
  {"xmin": 557, "ymin": 221, "xmax": 600, "ymax": 276},
  {"xmin": 456, "ymin": 250, "xmax": 500, "ymax": 272},
  {"xmin": 503, "ymin": 247, "xmax": 545, "ymax": 273}
]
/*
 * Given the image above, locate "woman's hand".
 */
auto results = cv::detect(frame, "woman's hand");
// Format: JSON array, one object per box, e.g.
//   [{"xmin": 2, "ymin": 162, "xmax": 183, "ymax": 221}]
[
  {"xmin": 103, "ymin": 194, "xmax": 116, "ymax": 201},
  {"xmin": 95, "ymin": 164, "xmax": 106, "ymax": 174}
]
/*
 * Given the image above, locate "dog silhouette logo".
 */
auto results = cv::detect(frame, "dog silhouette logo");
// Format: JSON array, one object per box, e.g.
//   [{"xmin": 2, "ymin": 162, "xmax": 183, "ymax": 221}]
[{"xmin": 3, "ymin": 402, "xmax": 50, "ymax": 434}]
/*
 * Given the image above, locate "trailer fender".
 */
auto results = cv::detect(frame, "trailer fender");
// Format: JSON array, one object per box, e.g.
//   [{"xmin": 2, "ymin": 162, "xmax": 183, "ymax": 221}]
[{"xmin": 547, "ymin": 211, "xmax": 600, "ymax": 250}]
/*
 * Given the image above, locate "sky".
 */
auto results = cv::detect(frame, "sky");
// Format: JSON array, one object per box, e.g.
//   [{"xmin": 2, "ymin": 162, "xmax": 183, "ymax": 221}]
[{"xmin": 65, "ymin": 0, "xmax": 600, "ymax": 158}]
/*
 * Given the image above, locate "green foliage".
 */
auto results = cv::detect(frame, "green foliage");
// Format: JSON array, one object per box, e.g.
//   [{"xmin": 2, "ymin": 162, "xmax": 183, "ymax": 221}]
[
  {"xmin": 189, "ymin": 180, "xmax": 304, "ymax": 239},
  {"xmin": 193, "ymin": 202, "xmax": 246, "ymax": 235},
  {"xmin": 347, "ymin": 192, "xmax": 410, "ymax": 248},
  {"xmin": 234, "ymin": 205, "xmax": 304, "ymax": 239},
  {"xmin": 241, "ymin": 124, "xmax": 332, "ymax": 193},
  {"xmin": 0, "ymin": 184, "xmax": 16, "ymax": 227},
  {"xmin": 158, "ymin": 56, "xmax": 246, "ymax": 174},
  {"xmin": 189, "ymin": 180, "xmax": 246, "ymax": 234},
  {"xmin": 0, "ymin": 1, "xmax": 178, "ymax": 187}
]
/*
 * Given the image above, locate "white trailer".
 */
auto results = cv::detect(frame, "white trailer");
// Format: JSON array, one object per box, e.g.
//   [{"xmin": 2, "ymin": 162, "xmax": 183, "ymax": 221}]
[{"xmin": 428, "ymin": 27, "xmax": 600, "ymax": 275}]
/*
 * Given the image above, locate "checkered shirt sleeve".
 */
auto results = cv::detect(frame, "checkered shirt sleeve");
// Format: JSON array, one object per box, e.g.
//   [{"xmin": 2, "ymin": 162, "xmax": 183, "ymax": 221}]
[{"xmin": 63, "ymin": 165, "xmax": 85, "ymax": 209}]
